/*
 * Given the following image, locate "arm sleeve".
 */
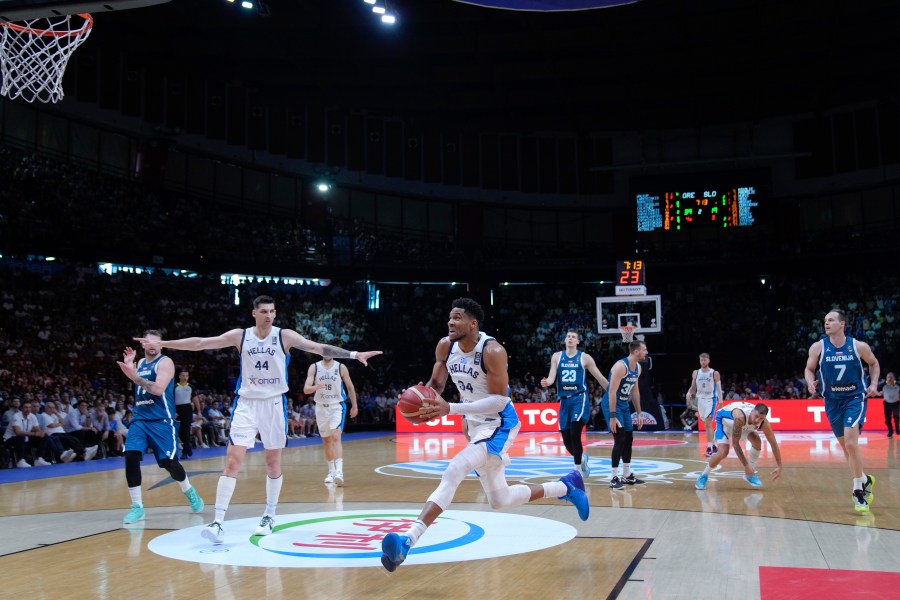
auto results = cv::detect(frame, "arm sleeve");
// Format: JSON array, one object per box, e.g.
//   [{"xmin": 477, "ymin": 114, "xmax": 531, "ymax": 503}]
[{"xmin": 449, "ymin": 394, "xmax": 509, "ymax": 416}]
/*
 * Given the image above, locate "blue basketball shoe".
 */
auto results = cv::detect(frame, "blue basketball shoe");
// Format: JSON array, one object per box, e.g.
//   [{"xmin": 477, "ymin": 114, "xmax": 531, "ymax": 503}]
[
  {"xmin": 695, "ymin": 473, "xmax": 708, "ymax": 490},
  {"xmin": 184, "ymin": 487, "xmax": 204, "ymax": 513},
  {"xmin": 559, "ymin": 470, "xmax": 590, "ymax": 521},
  {"xmin": 743, "ymin": 472, "xmax": 763, "ymax": 488},
  {"xmin": 122, "ymin": 503, "xmax": 145, "ymax": 524},
  {"xmin": 381, "ymin": 533, "xmax": 411, "ymax": 572}
]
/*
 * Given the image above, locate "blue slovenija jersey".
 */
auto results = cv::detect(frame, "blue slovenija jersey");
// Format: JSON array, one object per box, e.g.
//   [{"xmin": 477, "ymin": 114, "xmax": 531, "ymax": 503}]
[
  {"xmin": 556, "ymin": 350, "xmax": 586, "ymax": 398},
  {"xmin": 602, "ymin": 358, "xmax": 640, "ymax": 406},
  {"xmin": 133, "ymin": 355, "xmax": 176, "ymax": 421},
  {"xmin": 818, "ymin": 336, "xmax": 866, "ymax": 400}
]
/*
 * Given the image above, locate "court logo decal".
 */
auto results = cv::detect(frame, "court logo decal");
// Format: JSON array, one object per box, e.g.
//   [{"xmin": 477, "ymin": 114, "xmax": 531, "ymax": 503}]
[
  {"xmin": 376, "ymin": 456, "xmax": 701, "ymax": 485},
  {"xmin": 148, "ymin": 510, "xmax": 576, "ymax": 568}
]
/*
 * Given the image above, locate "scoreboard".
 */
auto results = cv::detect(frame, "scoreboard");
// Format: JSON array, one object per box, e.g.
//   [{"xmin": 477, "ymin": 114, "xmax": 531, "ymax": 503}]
[{"xmin": 632, "ymin": 171, "xmax": 766, "ymax": 234}]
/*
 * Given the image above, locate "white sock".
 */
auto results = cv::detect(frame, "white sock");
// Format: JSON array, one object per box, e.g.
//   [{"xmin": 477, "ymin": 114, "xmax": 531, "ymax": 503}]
[
  {"xmin": 128, "ymin": 486, "xmax": 142, "ymax": 507},
  {"xmin": 543, "ymin": 481, "xmax": 568, "ymax": 498},
  {"xmin": 623, "ymin": 463, "xmax": 632, "ymax": 478},
  {"xmin": 611, "ymin": 466, "xmax": 620, "ymax": 478},
  {"xmin": 265, "ymin": 475, "xmax": 283, "ymax": 517},
  {"xmin": 178, "ymin": 475, "xmax": 192, "ymax": 493},
  {"xmin": 336, "ymin": 458, "xmax": 344, "ymax": 473},
  {"xmin": 748, "ymin": 447, "xmax": 760, "ymax": 471},
  {"xmin": 214, "ymin": 476, "xmax": 237, "ymax": 522},
  {"xmin": 703, "ymin": 464, "xmax": 712, "ymax": 475},
  {"xmin": 853, "ymin": 476, "xmax": 866, "ymax": 491},
  {"xmin": 327, "ymin": 459, "xmax": 336, "ymax": 473},
  {"xmin": 407, "ymin": 519, "xmax": 428, "ymax": 546}
]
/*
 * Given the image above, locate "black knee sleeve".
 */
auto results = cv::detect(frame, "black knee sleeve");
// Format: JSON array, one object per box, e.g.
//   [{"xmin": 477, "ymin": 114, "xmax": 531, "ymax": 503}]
[
  {"xmin": 159, "ymin": 458, "xmax": 186, "ymax": 482},
  {"xmin": 622, "ymin": 431, "xmax": 634, "ymax": 463},
  {"xmin": 611, "ymin": 429, "xmax": 627, "ymax": 467},
  {"xmin": 125, "ymin": 451, "xmax": 143, "ymax": 488}
]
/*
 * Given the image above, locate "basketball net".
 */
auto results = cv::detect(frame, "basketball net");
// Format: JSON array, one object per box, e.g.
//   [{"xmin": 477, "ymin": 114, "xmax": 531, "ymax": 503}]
[
  {"xmin": 0, "ymin": 13, "xmax": 93, "ymax": 104},
  {"xmin": 618, "ymin": 325, "xmax": 636, "ymax": 343}
]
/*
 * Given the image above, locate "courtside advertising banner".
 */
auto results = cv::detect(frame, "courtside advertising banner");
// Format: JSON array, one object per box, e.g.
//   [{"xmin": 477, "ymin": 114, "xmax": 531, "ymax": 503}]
[{"xmin": 397, "ymin": 399, "xmax": 890, "ymax": 433}]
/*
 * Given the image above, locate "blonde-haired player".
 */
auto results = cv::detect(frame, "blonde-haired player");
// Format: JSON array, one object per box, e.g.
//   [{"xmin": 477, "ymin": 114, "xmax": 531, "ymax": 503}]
[
  {"xmin": 686, "ymin": 353, "xmax": 723, "ymax": 457},
  {"xmin": 304, "ymin": 357, "xmax": 358, "ymax": 486}
]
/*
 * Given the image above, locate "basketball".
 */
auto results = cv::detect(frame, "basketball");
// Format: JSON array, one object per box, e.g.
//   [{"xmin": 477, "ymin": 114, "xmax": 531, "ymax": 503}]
[{"xmin": 398, "ymin": 385, "xmax": 437, "ymax": 424}]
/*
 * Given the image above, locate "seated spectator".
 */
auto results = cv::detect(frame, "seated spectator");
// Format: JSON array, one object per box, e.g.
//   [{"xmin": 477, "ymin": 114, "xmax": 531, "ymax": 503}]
[
  {"xmin": 64, "ymin": 399, "xmax": 100, "ymax": 452},
  {"xmin": 681, "ymin": 406, "xmax": 698, "ymax": 431},
  {"xmin": 288, "ymin": 402, "xmax": 304, "ymax": 438},
  {"xmin": 202, "ymin": 398, "xmax": 228, "ymax": 445},
  {"xmin": 191, "ymin": 411, "xmax": 214, "ymax": 448},
  {"xmin": 3, "ymin": 400, "xmax": 49, "ymax": 467},
  {"xmin": 299, "ymin": 398, "xmax": 318, "ymax": 437},
  {"xmin": 104, "ymin": 406, "xmax": 125, "ymax": 456},
  {"xmin": 38, "ymin": 400, "xmax": 98, "ymax": 462}
]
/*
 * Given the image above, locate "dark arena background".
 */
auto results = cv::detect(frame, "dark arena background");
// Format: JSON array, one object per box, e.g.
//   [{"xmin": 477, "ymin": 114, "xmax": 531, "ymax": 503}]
[{"xmin": 1, "ymin": 1, "xmax": 899, "ymax": 599}]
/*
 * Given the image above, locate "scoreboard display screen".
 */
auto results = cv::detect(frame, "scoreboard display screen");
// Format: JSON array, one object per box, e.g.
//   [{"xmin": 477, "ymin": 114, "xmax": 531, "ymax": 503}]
[{"xmin": 632, "ymin": 171, "xmax": 767, "ymax": 234}]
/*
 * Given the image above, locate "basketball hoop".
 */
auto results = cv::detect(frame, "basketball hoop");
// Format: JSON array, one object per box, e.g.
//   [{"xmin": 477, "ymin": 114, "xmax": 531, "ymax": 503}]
[
  {"xmin": 618, "ymin": 325, "xmax": 636, "ymax": 343},
  {"xmin": 0, "ymin": 13, "xmax": 93, "ymax": 104}
]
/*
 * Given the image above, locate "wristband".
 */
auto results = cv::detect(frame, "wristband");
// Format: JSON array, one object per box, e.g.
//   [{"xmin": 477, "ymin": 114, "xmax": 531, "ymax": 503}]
[{"xmin": 350, "ymin": 351, "xmax": 357, "ymax": 359}]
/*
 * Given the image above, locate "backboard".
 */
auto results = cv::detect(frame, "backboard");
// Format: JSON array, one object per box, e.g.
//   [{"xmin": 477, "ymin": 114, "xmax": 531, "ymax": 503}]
[
  {"xmin": 0, "ymin": 1, "xmax": 170, "ymax": 21},
  {"xmin": 596, "ymin": 294, "xmax": 662, "ymax": 335}
]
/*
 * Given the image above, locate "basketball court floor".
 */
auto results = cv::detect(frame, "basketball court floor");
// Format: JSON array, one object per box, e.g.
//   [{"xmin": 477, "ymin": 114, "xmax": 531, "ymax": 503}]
[{"xmin": 1, "ymin": 430, "xmax": 898, "ymax": 600}]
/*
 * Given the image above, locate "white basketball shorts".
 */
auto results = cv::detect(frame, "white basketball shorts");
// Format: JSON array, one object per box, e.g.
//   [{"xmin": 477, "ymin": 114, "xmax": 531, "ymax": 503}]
[
  {"xmin": 229, "ymin": 394, "xmax": 288, "ymax": 450},
  {"xmin": 315, "ymin": 402, "xmax": 346, "ymax": 437}
]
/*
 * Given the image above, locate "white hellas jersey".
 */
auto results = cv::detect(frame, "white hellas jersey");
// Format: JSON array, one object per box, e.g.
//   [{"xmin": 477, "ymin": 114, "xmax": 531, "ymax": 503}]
[
  {"xmin": 695, "ymin": 368, "xmax": 717, "ymax": 400},
  {"xmin": 313, "ymin": 360, "xmax": 346, "ymax": 404},
  {"xmin": 718, "ymin": 401, "xmax": 764, "ymax": 438},
  {"xmin": 447, "ymin": 331, "xmax": 513, "ymax": 430},
  {"xmin": 236, "ymin": 326, "xmax": 289, "ymax": 399}
]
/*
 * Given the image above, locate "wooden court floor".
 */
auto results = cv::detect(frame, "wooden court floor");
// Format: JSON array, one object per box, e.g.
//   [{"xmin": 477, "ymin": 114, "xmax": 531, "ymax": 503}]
[{"xmin": 1, "ymin": 430, "xmax": 898, "ymax": 600}]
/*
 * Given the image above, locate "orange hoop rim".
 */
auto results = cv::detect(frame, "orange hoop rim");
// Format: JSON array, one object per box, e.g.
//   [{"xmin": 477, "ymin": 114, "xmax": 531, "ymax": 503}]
[
  {"xmin": 1, "ymin": 13, "xmax": 93, "ymax": 37},
  {"xmin": 618, "ymin": 325, "xmax": 637, "ymax": 332}
]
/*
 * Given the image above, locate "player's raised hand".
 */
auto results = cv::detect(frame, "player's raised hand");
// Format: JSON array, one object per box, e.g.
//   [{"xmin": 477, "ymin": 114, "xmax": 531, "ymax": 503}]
[{"xmin": 354, "ymin": 350, "xmax": 382, "ymax": 366}]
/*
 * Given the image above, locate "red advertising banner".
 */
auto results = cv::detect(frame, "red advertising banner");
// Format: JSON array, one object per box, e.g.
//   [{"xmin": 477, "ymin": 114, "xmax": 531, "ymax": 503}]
[
  {"xmin": 396, "ymin": 398, "xmax": 891, "ymax": 433},
  {"xmin": 698, "ymin": 398, "xmax": 888, "ymax": 431}
]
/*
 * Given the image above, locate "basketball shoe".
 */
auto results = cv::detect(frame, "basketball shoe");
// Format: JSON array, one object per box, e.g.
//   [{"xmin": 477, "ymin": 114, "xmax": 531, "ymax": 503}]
[
  {"xmin": 863, "ymin": 474, "xmax": 875, "ymax": 506},
  {"xmin": 609, "ymin": 475, "xmax": 625, "ymax": 490},
  {"xmin": 853, "ymin": 489, "xmax": 869, "ymax": 513},
  {"xmin": 624, "ymin": 473, "xmax": 645, "ymax": 485},
  {"xmin": 695, "ymin": 473, "xmax": 708, "ymax": 490},
  {"xmin": 184, "ymin": 487, "xmax": 204, "ymax": 513},
  {"xmin": 254, "ymin": 515, "xmax": 275, "ymax": 536},
  {"xmin": 580, "ymin": 452, "xmax": 590, "ymax": 479},
  {"xmin": 381, "ymin": 533, "xmax": 411, "ymax": 572},
  {"xmin": 743, "ymin": 472, "xmax": 763, "ymax": 488},
  {"xmin": 202, "ymin": 521, "xmax": 225, "ymax": 544},
  {"xmin": 559, "ymin": 470, "xmax": 590, "ymax": 521},
  {"xmin": 334, "ymin": 471, "xmax": 344, "ymax": 487},
  {"xmin": 324, "ymin": 471, "xmax": 335, "ymax": 484},
  {"xmin": 123, "ymin": 503, "xmax": 145, "ymax": 524}
]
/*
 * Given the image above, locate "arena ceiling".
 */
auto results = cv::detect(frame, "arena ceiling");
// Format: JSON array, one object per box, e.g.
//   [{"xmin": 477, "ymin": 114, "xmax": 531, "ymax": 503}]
[{"xmin": 2, "ymin": 0, "xmax": 899, "ymax": 132}]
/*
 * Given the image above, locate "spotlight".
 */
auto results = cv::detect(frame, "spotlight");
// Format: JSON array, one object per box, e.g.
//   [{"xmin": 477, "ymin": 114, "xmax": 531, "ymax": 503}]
[
  {"xmin": 382, "ymin": 14, "xmax": 396, "ymax": 24},
  {"xmin": 241, "ymin": 1, "xmax": 253, "ymax": 8},
  {"xmin": 316, "ymin": 181, "xmax": 332, "ymax": 193},
  {"xmin": 372, "ymin": 5, "xmax": 385, "ymax": 14}
]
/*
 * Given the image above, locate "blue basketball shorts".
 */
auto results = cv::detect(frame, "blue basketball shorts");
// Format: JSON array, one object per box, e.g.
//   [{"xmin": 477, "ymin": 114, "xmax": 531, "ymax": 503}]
[
  {"xmin": 601, "ymin": 400, "xmax": 633, "ymax": 432},
  {"xmin": 558, "ymin": 392, "xmax": 590, "ymax": 429},
  {"xmin": 125, "ymin": 419, "xmax": 178, "ymax": 464},
  {"xmin": 824, "ymin": 394, "xmax": 867, "ymax": 438}
]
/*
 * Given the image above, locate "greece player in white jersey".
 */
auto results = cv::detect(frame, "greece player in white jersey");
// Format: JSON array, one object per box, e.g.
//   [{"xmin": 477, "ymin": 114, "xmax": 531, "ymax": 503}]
[
  {"xmin": 135, "ymin": 295, "xmax": 381, "ymax": 544},
  {"xmin": 380, "ymin": 298, "xmax": 589, "ymax": 572},
  {"xmin": 695, "ymin": 401, "xmax": 783, "ymax": 490},
  {"xmin": 303, "ymin": 357, "xmax": 358, "ymax": 486},
  {"xmin": 685, "ymin": 353, "xmax": 723, "ymax": 457}
]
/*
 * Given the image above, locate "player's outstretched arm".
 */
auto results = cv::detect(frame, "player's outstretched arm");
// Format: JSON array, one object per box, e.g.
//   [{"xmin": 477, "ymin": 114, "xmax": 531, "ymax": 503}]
[
  {"xmin": 282, "ymin": 329, "xmax": 382, "ymax": 366},
  {"xmin": 136, "ymin": 329, "xmax": 243, "ymax": 352},
  {"xmin": 804, "ymin": 341, "xmax": 823, "ymax": 396},
  {"xmin": 761, "ymin": 420, "xmax": 783, "ymax": 480}
]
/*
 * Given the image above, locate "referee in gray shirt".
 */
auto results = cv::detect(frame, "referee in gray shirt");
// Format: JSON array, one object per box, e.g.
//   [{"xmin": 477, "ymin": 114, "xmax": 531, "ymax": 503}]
[{"xmin": 882, "ymin": 372, "xmax": 899, "ymax": 438}]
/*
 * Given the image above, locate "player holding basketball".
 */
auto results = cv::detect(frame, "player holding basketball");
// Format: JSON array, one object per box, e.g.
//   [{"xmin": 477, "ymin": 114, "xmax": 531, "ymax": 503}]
[
  {"xmin": 602, "ymin": 340, "xmax": 647, "ymax": 489},
  {"xmin": 685, "ymin": 353, "xmax": 723, "ymax": 457},
  {"xmin": 303, "ymin": 357, "xmax": 358, "ymax": 486},
  {"xmin": 695, "ymin": 401, "xmax": 783, "ymax": 490},
  {"xmin": 805, "ymin": 309, "xmax": 880, "ymax": 512},
  {"xmin": 380, "ymin": 298, "xmax": 589, "ymax": 572},
  {"xmin": 116, "ymin": 330, "xmax": 204, "ymax": 524},
  {"xmin": 541, "ymin": 330, "xmax": 609, "ymax": 479},
  {"xmin": 134, "ymin": 295, "xmax": 381, "ymax": 543}
]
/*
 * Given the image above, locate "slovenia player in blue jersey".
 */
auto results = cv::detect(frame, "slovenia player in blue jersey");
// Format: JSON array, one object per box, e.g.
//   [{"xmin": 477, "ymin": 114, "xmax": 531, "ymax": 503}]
[
  {"xmin": 805, "ymin": 309, "xmax": 880, "ymax": 512},
  {"xmin": 116, "ymin": 330, "xmax": 204, "ymax": 524},
  {"xmin": 541, "ymin": 330, "xmax": 609, "ymax": 479},
  {"xmin": 602, "ymin": 340, "xmax": 647, "ymax": 489}
]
